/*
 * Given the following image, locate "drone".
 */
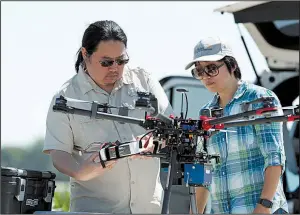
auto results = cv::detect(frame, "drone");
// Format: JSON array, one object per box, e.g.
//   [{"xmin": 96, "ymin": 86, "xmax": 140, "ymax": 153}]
[{"xmin": 52, "ymin": 90, "xmax": 299, "ymax": 214}]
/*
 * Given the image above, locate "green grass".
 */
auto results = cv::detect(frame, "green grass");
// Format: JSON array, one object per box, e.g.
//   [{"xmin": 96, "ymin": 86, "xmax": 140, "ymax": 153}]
[{"xmin": 52, "ymin": 190, "xmax": 70, "ymax": 212}]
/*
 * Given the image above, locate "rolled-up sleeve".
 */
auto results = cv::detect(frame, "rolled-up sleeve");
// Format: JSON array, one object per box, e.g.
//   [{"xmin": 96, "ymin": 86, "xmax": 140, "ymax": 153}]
[
  {"xmin": 253, "ymin": 90, "xmax": 286, "ymax": 174},
  {"xmin": 43, "ymin": 94, "xmax": 74, "ymax": 154}
]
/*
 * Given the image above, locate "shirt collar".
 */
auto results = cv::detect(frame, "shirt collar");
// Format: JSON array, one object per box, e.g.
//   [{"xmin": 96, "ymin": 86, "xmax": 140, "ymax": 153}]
[
  {"xmin": 232, "ymin": 80, "xmax": 248, "ymax": 100},
  {"xmin": 121, "ymin": 66, "xmax": 134, "ymax": 85},
  {"xmin": 77, "ymin": 66, "xmax": 133, "ymax": 94},
  {"xmin": 208, "ymin": 80, "xmax": 248, "ymax": 107}
]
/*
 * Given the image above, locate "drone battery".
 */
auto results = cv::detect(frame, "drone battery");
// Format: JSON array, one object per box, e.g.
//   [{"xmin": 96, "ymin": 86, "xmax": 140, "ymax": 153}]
[
  {"xmin": 1, "ymin": 167, "xmax": 56, "ymax": 214},
  {"xmin": 118, "ymin": 144, "xmax": 132, "ymax": 157},
  {"xmin": 107, "ymin": 146, "xmax": 117, "ymax": 159},
  {"xmin": 105, "ymin": 144, "xmax": 132, "ymax": 160},
  {"xmin": 183, "ymin": 163, "xmax": 213, "ymax": 186}
]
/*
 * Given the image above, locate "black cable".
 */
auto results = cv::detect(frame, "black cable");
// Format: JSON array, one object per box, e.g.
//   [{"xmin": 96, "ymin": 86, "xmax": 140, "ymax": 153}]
[
  {"xmin": 184, "ymin": 92, "xmax": 189, "ymax": 120},
  {"xmin": 138, "ymin": 129, "xmax": 156, "ymax": 148}
]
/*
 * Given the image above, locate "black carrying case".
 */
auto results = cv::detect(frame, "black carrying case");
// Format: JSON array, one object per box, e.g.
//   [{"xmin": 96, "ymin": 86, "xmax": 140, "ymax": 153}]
[{"xmin": 1, "ymin": 166, "xmax": 56, "ymax": 214}]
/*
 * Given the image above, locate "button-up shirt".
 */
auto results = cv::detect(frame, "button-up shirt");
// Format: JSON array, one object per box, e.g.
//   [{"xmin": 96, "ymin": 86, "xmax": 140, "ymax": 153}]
[
  {"xmin": 43, "ymin": 66, "xmax": 173, "ymax": 213},
  {"xmin": 200, "ymin": 80, "xmax": 288, "ymax": 214}
]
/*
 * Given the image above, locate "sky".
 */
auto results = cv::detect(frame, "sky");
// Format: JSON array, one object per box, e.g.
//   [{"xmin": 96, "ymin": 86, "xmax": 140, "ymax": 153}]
[{"xmin": 1, "ymin": 1, "xmax": 271, "ymax": 147}]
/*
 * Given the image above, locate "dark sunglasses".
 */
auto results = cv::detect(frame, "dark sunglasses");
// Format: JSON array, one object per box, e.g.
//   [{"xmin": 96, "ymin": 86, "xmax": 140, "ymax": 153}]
[
  {"xmin": 191, "ymin": 63, "xmax": 225, "ymax": 80},
  {"xmin": 99, "ymin": 58, "xmax": 129, "ymax": 67}
]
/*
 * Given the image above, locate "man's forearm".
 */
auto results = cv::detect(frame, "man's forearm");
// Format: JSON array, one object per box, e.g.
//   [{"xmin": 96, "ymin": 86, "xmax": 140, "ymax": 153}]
[
  {"xmin": 260, "ymin": 165, "xmax": 282, "ymax": 200},
  {"xmin": 50, "ymin": 150, "xmax": 81, "ymax": 179}
]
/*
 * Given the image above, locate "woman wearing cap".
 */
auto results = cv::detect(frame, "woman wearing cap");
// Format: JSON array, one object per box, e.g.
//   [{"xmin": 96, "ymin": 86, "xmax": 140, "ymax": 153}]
[
  {"xmin": 186, "ymin": 37, "xmax": 288, "ymax": 214},
  {"xmin": 43, "ymin": 20, "xmax": 173, "ymax": 213}
]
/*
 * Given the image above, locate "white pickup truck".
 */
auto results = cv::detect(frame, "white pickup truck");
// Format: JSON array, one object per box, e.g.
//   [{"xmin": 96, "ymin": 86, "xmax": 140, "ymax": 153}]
[{"xmin": 159, "ymin": 1, "xmax": 299, "ymax": 213}]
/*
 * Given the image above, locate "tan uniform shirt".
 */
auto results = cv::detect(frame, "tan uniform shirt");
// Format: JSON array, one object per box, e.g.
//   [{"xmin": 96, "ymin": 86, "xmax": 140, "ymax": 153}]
[{"xmin": 43, "ymin": 66, "xmax": 174, "ymax": 213}]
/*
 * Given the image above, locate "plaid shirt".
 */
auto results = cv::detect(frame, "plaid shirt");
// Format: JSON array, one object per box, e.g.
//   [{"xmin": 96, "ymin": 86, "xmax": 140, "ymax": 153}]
[{"xmin": 200, "ymin": 81, "xmax": 288, "ymax": 214}]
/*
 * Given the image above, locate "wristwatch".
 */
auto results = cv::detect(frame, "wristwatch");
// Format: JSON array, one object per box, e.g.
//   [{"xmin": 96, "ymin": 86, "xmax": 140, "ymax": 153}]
[{"xmin": 258, "ymin": 198, "xmax": 273, "ymax": 208}]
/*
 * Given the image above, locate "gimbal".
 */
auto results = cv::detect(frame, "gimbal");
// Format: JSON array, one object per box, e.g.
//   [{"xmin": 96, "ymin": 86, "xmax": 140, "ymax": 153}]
[{"xmin": 52, "ymin": 91, "xmax": 299, "ymax": 214}]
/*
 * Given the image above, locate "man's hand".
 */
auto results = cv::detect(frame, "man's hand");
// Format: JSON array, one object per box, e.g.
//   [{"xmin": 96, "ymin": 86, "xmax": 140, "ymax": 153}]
[
  {"xmin": 75, "ymin": 152, "xmax": 117, "ymax": 181},
  {"xmin": 131, "ymin": 145, "xmax": 154, "ymax": 160},
  {"xmin": 131, "ymin": 136, "xmax": 156, "ymax": 160},
  {"xmin": 253, "ymin": 204, "xmax": 271, "ymax": 214},
  {"xmin": 50, "ymin": 150, "xmax": 117, "ymax": 182}
]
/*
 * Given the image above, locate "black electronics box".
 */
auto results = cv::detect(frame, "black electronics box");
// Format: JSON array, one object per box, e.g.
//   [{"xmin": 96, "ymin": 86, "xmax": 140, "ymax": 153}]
[{"xmin": 1, "ymin": 166, "xmax": 56, "ymax": 214}]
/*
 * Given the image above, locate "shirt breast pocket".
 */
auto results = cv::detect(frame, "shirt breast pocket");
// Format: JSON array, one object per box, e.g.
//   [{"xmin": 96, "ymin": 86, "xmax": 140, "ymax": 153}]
[
  {"xmin": 121, "ymin": 92, "xmax": 147, "ymax": 120},
  {"xmin": 128, "ymin": 106, "xmax": 147, "ymax": 119},
  {"xmin": 72, "ymin": 115, "xmax": 112, "ymax": 149}
]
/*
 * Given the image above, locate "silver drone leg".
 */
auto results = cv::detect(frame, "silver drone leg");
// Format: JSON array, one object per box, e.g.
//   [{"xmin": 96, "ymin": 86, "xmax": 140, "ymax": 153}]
[{"xmin": 189, "ymin": 186, "xmax": 198, "ymax": 214}]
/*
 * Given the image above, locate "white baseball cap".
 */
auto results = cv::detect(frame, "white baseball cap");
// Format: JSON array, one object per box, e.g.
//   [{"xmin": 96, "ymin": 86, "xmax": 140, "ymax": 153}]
[{"xmin": 185, "ymin": 37, "xmax": 234, "ymax": 70}]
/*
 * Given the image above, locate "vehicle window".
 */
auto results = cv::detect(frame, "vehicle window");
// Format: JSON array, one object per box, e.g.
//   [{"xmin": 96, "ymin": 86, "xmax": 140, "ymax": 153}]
[
  {"xmin": 294, "ymin": 122, "xmax": 299, "ymax": 165},
  {"xmin": 273, "ymin": 20, "xmax": 299, "ymax": 37},
  {"xmin": 171, "ymin": 85, "xmax": 214, "ymax": 119},
  {"xmin": 256, "ymin": 20, "xmax": 299, "ymax": 51},
  {"xmin": 294, "ymin": 121, "xmax": 299, "ymax": 139},
  {"xmin": 165, "ymin": 89, "xmax": 171, "ymax": 101}
]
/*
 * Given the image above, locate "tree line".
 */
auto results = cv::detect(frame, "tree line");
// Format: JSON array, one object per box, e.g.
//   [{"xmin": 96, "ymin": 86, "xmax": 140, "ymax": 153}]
[{"xmin": 1, "ymin": 138, "xmax": 69, "ymax": 181}]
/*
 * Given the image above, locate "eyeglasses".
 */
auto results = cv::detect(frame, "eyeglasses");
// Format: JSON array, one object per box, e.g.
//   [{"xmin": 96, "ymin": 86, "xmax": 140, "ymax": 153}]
[
  {"xmin": 99, "ymin": 54, "xmax": 129, "ymax": 67},
  {"xmin": 191, "ymin": 63, "xmax": 225, "ymax": 80}
]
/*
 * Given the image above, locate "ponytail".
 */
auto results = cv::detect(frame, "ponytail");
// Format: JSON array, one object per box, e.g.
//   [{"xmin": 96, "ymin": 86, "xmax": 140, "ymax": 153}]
[{"xmin": 75, "ymin": 48, "xmax": 84, "ymax": 73}]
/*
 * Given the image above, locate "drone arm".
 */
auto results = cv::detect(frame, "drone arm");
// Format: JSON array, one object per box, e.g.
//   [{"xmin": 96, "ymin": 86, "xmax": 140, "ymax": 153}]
[
  {"xmin": 53, "ymin": 95, "xmax": 146, "ymax": 126},
  {"xmin": 201, "ymin": 107, "xmax": 299, "ymax": 136},
  {"xmin": 204, "ymin": 107, "xmax": 278, "ymax": 126},
  {"xmin": 221, "ymin": 115, "xmax": 299, "ymax": 128},
  {"xmin": 202, "ymin": 104, "xmax": 299, "ymax": 131}
]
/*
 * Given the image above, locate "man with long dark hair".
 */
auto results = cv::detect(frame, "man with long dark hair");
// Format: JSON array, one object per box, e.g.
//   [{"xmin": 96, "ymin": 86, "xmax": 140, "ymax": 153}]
[{"xmin": 43, "ymin": 20, "xmax": 173, "ymax": 213}]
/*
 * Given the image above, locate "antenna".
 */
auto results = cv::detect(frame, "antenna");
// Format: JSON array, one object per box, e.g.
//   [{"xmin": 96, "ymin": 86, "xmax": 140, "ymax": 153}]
[{"xmin": 176, "ymin": 88, "xmax": 189, "ymax": 119}]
